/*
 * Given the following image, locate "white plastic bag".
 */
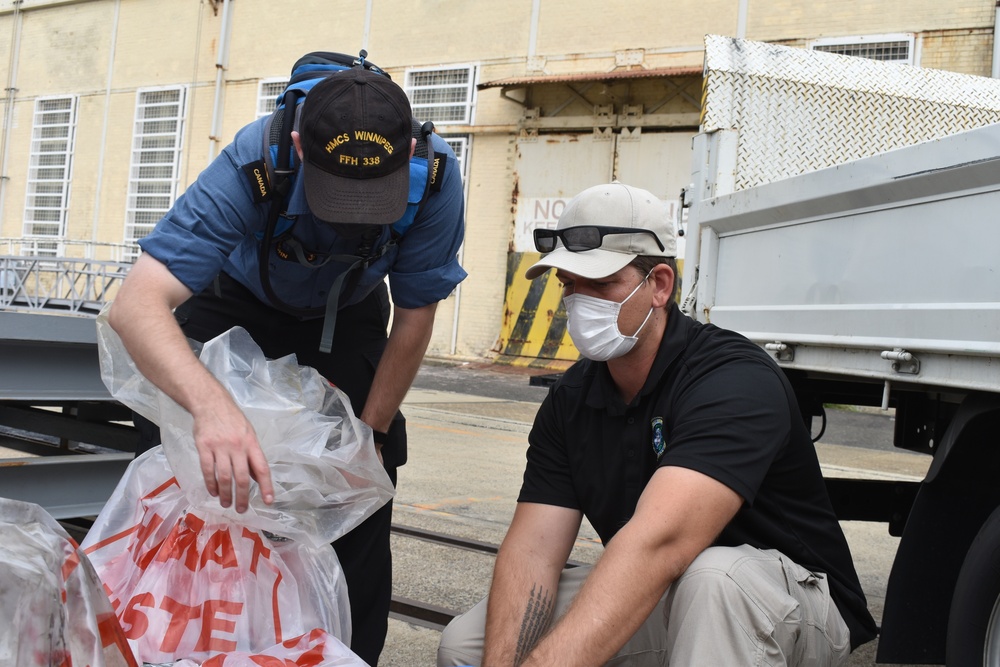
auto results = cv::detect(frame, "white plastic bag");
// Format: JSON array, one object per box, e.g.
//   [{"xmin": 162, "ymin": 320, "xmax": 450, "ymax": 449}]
[
  {"xmin": 171, "ymin": 629, "xmax": 366, "ymax": 666},
  {"xmin": 95, "ymin": 307, "xmax": 395, "ymax": 547},
  {"xmin": 85, "ymin": 307, "xmax": 393, "ymax": 665},
  {"xmin": 82, "ymin": 449, "xmax": 361, "ymax": 665},
  {"xmin": 0, "ymin": 498, "xmax": 137, "ymax": 667}
]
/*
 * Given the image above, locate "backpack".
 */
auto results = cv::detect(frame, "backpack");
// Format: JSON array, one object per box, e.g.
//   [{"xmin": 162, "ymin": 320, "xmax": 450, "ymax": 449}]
[{"xmin": 243, "ymin": 51, "xmax": 446, "ymax": 353}]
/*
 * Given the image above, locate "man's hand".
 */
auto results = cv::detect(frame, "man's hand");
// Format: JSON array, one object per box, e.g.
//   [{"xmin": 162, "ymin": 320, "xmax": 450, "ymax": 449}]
[
  {"xmin": 109, "ymin": 254, "xmax": 275, "ymax": 513},
  {"xmin": 190, "ymin": 387, "xmax": 274, "ymax": 512}
]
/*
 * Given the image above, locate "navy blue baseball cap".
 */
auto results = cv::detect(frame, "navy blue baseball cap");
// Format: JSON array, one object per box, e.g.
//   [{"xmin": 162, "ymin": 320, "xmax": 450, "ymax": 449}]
[{"xmin": 299, "ymin": 68, "xmax": 412, "ymax": 224}]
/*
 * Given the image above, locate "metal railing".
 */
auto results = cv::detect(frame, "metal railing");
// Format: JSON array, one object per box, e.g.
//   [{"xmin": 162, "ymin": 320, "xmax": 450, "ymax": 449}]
[
  {"xmin": 0, "ymin": 240, "xmax": 135, "ymax": 315},
  {"xmin": 0, "ymin": 238, "xmax": 139, "ymax": 262}
]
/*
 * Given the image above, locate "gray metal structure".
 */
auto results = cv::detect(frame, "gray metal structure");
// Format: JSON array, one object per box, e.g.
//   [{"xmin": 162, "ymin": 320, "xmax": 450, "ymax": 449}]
[
  {"xmin": 682, "ymin": 35, "xmax": 1000, "ymax": 665},
  {"xmin": 0, "ymin": 257, "xmax": 133, "ymax": 519},
  {"xmin": 687, "ymin": 124, "xmax": 1000, "ymax": 396}
]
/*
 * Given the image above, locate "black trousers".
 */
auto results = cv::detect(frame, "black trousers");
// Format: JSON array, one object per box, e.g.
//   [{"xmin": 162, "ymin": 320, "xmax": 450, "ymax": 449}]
[{"xmin": 133, "ymin": 272, "xmax": 402, "ymax": 666}]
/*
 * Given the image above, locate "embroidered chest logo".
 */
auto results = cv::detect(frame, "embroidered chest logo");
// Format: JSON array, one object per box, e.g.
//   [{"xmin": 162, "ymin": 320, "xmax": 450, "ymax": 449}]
[{"xmin": 651, "ymin": 417, "xmax": 666, "ymax": 460}]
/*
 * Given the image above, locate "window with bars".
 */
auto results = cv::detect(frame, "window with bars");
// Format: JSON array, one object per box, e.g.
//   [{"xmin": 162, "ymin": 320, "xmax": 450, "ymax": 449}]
[
  {"xmin": 405, "ymin": 65, "xmax": 477, "ymax": 125},
  {"xmin": 257, "ymin": 77, "xmax": 289, "ymax": 118},
  {"xmin": 440, "ymin": 134, "xmax": 470, "ymax": 181},
  {"xmin": 812, "ymin": 34, "xmax": 914, "ymax": 65},
  {"xmin": 23, "ymin": 96, "xmax": 78, "ymax": 257},
  {"xmin": 124, "ymin": 87, "xmax": 187, "ymax": 260}
]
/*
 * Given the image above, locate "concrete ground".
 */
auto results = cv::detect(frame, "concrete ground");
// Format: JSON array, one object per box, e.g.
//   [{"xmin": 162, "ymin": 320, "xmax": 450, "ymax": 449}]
[
  {"xmin": 377, "ymin": 364, "xmax": 935, "ymax": 667},
  {"xmin": 0, "ymin": 360, "xmax": 932, "ymax": 666}
]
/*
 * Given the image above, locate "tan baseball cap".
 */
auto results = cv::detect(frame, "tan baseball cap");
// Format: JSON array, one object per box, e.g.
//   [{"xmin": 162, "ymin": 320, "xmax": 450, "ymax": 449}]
[{"xmin": 525, "ymin": 182, "xmax": 677, "ymax": 279}]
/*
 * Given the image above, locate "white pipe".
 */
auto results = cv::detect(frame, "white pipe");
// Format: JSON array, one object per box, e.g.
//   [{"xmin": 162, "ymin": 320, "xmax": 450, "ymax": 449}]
[
  {"xmin": 449, "ymin": 182, "xmax": 471, "ymax": 356},
  {"xmin": 89, "ymin": 0, "xmax": 122, "ymax": 254},
  {"xmin": 528, "ymin": 0, "xmax": 541, "ymax": 59},
  {"xmin": 449, "ymin": 250, "xmax": 464, "ymax": 356},
  {"xmin": 737, "ymin": 0, "xmax": 749, "ymax": 39},
  {"xmin": 207, "ymin": 0, "xmax": 233, "ymax": 163},
  {"xmin": 993, "ymin": 3, "xmax": 1000, "ymax": 78},
  {"xmin": 0, "ymin": 3, "xmax": 23, "ymax": 237},
  {"xmin": 362, "ymin": 0, "xmax": 373, "ymax": 51}
]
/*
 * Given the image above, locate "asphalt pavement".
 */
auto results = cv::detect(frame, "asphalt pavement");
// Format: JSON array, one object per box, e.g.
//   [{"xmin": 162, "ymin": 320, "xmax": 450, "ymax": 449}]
[{"xmin": 379, "ymin": 359, "xmax": 933, "ymax": 666}]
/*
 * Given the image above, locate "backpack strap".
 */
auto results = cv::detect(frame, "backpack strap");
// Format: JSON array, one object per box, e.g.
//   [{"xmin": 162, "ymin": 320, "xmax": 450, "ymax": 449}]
[{"xmin": 245, "ymin": 53, "xmax": 439, "ymax": 353}]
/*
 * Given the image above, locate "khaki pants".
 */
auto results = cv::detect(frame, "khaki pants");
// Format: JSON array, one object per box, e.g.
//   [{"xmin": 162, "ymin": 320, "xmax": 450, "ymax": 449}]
[{"xmin": 437, "ymin": 545, "xmax": 851, "ymax": 666}]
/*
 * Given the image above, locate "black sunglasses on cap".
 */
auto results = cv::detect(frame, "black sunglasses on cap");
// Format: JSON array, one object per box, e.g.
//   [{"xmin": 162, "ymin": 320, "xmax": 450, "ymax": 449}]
[{"xmin": 533, "ymin": 225, "xmax": 665, "ymax": 254}]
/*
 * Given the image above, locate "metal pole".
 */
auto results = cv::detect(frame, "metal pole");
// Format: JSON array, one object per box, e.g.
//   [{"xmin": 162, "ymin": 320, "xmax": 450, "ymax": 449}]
[
  {"xmin": 207, "ymin": 0, "xmax": 233, "ymax": 163},
  {"xmin": 737, "ymin": 0, "xmax": 749, "ymax": 39},
  {"xmin": 89, "ymin": 0, "xmax": 122, "ymax": 255},
  {"xmin": 993, "ymin": 2, "xmax": 1000, "ymax": 78},
  {"xmin": 0, "ymin": 2, "xmax": 23, "ymax": 237}
]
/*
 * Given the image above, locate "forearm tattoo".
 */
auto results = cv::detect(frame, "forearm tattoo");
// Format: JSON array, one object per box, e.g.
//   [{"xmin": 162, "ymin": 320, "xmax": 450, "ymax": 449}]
[{"xmin": 514, "ymin": 582, "xmax": 555, "ymax": 665}]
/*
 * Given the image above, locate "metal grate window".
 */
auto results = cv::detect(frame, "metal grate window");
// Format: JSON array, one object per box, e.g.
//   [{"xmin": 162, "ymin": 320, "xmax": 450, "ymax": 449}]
[
  {"xmin": 405, "ymin": 65, "xmax": 477, "ymax": 125},
  {"xmin": 812, "ymin": 34, "xmax": 914, "ymax": 65},
  {"xmin": 124, "ymin": 87, "xmax": 187, "ymax": 260},
  {"xmin": 23, "ymin": 96, "xmax": 78, "ymax": 257},
  {"xmin": 257, "ymin": 77, "xmax": 289, "ymax": 118},
  {"xmin": 441, "ymin": 135, "xmax": 470, "ymax": 181}
]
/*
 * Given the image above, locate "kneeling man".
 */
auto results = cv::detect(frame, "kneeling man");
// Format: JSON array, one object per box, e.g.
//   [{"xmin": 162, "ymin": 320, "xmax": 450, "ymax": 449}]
[{"xmin": 437, "ymin": 182, "xmax": 876, "ymax": 666}]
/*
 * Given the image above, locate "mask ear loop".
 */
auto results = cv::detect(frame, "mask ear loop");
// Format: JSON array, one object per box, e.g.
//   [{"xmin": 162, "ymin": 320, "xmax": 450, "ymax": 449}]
[
  {"xmin": 619, "ymin": 268, "xmax": 657, "ymax": 338},
  {"xmin": 622, "ymin": 267, "xmax": 656, "ymax": 303}
]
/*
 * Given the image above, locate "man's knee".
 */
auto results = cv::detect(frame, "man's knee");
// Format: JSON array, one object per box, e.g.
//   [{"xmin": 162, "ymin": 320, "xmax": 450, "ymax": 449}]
[
  {"xmin": 436, "ymin": 601, "xmax": 487, "ymax": 667},
  {"xmin": 670, "ymin": 546, "xmax": 796, "ymax": 626},
  {"xmin": 666, "ymin": 546, "xmax": 851, "ymax": 665}
]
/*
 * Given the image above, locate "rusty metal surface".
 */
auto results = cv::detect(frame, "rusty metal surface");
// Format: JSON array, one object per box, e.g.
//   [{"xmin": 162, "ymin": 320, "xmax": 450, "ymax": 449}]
[{"xmin": 478, "ymin": 66, "xmax": 702, "ymax": 89}]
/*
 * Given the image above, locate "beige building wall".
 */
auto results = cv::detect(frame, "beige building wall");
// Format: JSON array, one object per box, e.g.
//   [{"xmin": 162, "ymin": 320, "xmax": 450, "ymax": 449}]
[{"xmin": 1, "ymin": 0, "xmax": 997, "ymax": 361}]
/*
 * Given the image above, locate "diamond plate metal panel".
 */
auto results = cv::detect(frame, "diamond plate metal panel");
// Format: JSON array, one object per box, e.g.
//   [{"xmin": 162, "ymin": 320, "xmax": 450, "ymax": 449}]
[{"xmin": 702, "ymin": 35, "xmax": 1000, "ymax": 190}]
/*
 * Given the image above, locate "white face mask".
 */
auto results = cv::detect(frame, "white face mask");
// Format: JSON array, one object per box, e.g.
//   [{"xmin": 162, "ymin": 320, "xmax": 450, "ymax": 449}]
[{"xmin": 563, "ymin": 271, "xmax": 654, "ymax": 361}]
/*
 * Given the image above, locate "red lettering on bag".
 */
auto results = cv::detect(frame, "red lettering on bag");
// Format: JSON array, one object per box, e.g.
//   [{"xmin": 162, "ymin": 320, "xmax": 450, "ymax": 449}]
[
  {"xmin": 141, "ymin": 476, "xmax": 181, "ymax": 500},
  {"xmin": 132, "ymin": 512, "xmax": 166, "ymax": 570},
  {"xmin": 60, "ymin": 548, "xmax": 80, "ymax": 583},
  {"xmin": 249, "ymin": 657, "xmax": 297, "ymax": 666},
  {"xmin": 155, "ymin": 513, "xmax": 205, "ymax": 571},
  {"xmin": 296, "ymin": 643, "xmax": 327, "ymax": 667},
  {"xmin": 158, "ymin": 595, "xmax": 201, "ymax": 652},
  {"xmin": 200, "ymin": 528, "xmax": 238, "ymax": 569},
  {"xmin": 196, "ymin": 599, "xmax": 244, "ymax": 652},
  {"xmin": 271, "ymin": 567, "xmax": 284, "ymax": 642},
  {"xmin": 103, "ymin": 582, "xmax": 121, "ymax": 613},
  {"xmin": 121, "ymin": 592, "xmax": 155, "ymax": 638},
  {"xmin": 279, "ymin": 629, "xmax": 328, "ymax": 667},
  {"xmin": 96, "ymin": 610, "xmax": 140, "ymax": 667},
  {"xmin": 283, "ymin": 627, "xmax": 325, "ymax": 647},
  {"xmin": 242, "ymin": 527, "xmax": 271, "ymax": 574}
]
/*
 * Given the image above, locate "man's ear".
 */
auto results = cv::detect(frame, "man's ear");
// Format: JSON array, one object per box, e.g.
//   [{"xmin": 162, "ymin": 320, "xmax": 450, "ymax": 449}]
[
  {"xmin": 651, "ymin": 264, "xmax": 675, "ymax": 308},
  {"xmin": 291, "ymin": 131, "xmax": 304, "ymax": 161},
  {"xmin": 409, "ymin": 137, "xmax": 417, "ymax": 159}
]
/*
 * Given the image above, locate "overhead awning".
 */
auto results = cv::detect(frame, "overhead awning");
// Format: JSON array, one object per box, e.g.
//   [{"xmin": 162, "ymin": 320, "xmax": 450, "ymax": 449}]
[{"xmin": 478, "ymin": 66, "xmax": 703, "ymax": 90}]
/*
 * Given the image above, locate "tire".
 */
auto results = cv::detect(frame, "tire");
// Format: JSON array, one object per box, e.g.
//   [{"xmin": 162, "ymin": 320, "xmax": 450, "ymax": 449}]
[{"xmin": 948, "ymin": 505, "xmax": 1000, "ymax": 666}]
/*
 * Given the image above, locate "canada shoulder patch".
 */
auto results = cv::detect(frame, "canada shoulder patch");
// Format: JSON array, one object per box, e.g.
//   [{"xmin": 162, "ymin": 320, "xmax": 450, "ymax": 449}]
[{"xmin": 240, "ymin": 159, "xmax": 272, "ymax": 203}]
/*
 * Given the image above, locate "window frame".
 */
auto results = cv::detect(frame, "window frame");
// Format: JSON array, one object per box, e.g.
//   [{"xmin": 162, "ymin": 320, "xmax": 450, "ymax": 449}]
[
  {"xmin": 404, "ymin": 63, "xmax": 479, "ymax": 127},
  {"xmin": 810, "ymin": 33, "xmax": 917, "ymax": 65},
  {"xmin": 22, "ymin": 95, "xmax": 78, "ymax": 257},
  {"xmin": 123, "ymin": 85, "xmax": 188, "ymax": 260},
  {"xmin": 256, "ymin": 76, "xmax": 290, "ymax": 119},
  {"xmin": 439, "ymin": 134, "xmax": 471, "ymax": 182}
]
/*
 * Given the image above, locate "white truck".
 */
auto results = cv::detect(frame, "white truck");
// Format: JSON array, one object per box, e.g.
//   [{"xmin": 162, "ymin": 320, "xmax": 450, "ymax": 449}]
[{"xmin": 682, "ymin": 36, "xmax": 1000, "ymax": 665}]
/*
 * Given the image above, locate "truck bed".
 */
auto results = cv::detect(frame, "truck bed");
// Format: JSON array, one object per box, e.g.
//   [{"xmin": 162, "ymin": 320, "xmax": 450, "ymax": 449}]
[{"xmin": 690, "ymin": 123, "xmax": 1000, "ymax": 393}]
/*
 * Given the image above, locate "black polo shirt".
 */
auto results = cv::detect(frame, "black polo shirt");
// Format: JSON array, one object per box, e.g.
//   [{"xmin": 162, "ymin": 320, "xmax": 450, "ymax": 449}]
[{"xmin": 519, "ymin": 302, "xmax": 877, "ymax": 649}]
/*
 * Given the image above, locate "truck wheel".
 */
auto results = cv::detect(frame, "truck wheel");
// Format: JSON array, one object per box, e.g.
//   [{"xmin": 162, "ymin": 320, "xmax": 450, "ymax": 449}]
[{"xmin": 947, "ymin": 505, "xmax": 1000, "ymax": 666}]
